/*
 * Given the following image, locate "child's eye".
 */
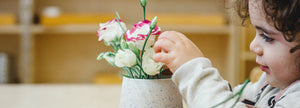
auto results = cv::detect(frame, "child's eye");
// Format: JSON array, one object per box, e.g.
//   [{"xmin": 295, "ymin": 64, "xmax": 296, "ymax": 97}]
[{"xmin": 259, "ymin": 33, "xmax": 274, "ymax": 42}]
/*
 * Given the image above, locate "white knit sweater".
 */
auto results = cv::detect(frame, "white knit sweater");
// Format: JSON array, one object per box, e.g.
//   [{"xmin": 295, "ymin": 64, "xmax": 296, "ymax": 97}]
[{"xmin": 172, "ymin": 57, "xmax": 300, "ymax": 108}]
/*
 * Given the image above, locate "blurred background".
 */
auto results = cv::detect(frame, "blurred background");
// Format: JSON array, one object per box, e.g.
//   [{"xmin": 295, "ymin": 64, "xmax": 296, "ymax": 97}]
[
  {"xmin": 0, "ymin": 0, "xmax": 260, "ymax": 85},
  {"xmin": 0, "ymin": 0, "xmax": 263, "ymax": 107}
]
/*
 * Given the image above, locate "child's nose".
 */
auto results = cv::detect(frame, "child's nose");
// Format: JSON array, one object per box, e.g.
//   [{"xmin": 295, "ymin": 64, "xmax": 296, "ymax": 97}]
[{"xmin": 250, "ymin": 36, "xmax": 263, "ymax": 56}]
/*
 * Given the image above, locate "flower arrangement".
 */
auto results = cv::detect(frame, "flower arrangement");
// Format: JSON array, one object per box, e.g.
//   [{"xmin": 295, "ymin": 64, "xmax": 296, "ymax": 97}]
[{"xmin": 96, "ymin": 0, "xmax": 165, "ymax": 79}]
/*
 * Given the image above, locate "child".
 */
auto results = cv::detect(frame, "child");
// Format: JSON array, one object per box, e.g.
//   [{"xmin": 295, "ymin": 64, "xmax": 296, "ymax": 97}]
[{"xmin": 153, "ymin": 0, "xmax": 300, "ymax": 107}]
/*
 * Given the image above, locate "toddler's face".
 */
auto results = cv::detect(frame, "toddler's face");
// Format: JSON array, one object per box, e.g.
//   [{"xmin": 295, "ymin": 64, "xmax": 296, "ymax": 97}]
[{"xmin": 249, "ymin": 0, "xmax": 300, "ymax": 89}]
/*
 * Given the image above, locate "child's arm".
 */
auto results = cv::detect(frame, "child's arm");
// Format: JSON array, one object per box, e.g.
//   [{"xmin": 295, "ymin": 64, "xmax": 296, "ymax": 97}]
[
  {"xmin": 173, "ymin": 57, "xmax": 263, "ymax": 107},
  {"xmin": 153, "ymin": 31, "xmax": 261, "ymax": 107}
]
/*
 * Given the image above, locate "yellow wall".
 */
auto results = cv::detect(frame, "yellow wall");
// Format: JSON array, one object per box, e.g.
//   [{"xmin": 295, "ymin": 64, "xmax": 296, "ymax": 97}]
[{"xmin": 33, "ymin": 33, "xmax": 229, "ymax": 83}]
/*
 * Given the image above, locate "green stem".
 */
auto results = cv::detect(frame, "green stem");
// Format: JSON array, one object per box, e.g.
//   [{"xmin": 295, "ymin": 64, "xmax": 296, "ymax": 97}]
[
  {"xmin": 231, "ymin": 94, "xmax": 242, "ymax": 108},
  {"xmin": 211, "ymin": 79, "xmax": 250, "ymax": 108},
  {"xmin": 158, "ymin": 66, "xmax": 165, "ymax": 79},
  {"xmin": 139, "ymin": 31, "xmax": 152, "ymax": 78},
  {"xmin": 139, "ymin": 27, "xmax": 154, "ymax": 79},
  {"xmin": 131, "ymin": 67, "xmax": 141, "ymax": 78},
  {"xmin": 115, "ymin": 17, "xmax": 125, "ymax": 33},
  {"xmin": 120, "ymin": 73, "xmax": 131, "ymax": 78},
  {"xmin": 122, "ymin": 67, "xmax": 134, "ymax": 79},
  {"xmin": 117, "ymin": 44, "xmax": 122, "ymax": 50},
  {"xmin": 231, "ymin": 79, "xmax": 249, "ymax": 107},
  {"xmin": 140, "ymin": 29, "xmax": 153, "ymax": 64},
  {"xmin": 137, "ymin": 28, "xmax": 153, "ymax": 78},
  {"xmin": 136, "ymin": 62, "xmax": 149, "ymax": 79},
  {"xmin": 110, "ymin": 43, "xmax": 118, "ymax": 52},
  {"xmin": 135, "ymin": 62, "xmax": 147, "ymax": 79},
  {"xmin": 136, "ymin": 58, "xmax": 145, "ymax": 77},
  {"xmin": 115, "ymin": 12, "xmax": 126, "ymax": 34},
  {"xmin": 211, "ymin": 91, "xmax": 239, "ymax": 108},
  {"xmin": 143, "ymin": 7, "xmax": 146, "ymax": 20},
  {"xmin": 116, "ymin": 11, "xmax": 121, "ymax": 19}
]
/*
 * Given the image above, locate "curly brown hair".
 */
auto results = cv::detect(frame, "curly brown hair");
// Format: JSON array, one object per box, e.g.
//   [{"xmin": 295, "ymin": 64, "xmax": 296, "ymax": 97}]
[{"xmin": 235, "ymin": 0, "xmax": 300, "ymax": 53}]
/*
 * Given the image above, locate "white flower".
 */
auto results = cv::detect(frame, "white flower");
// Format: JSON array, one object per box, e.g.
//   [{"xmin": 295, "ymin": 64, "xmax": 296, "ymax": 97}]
[
  {"xmin": 134, "ymin": 36, "xmax": 156, "ymax": 50},
  {"xmin": 125, "ymin": 20, "xmax": 161, "ymax": 50},
  {"xmin": 115, "ymin": 49, "xmax": 137, "ymax": 67},
  {"xmin": 142, "ymin": 48, "xmax": 164, "ymax": 75},
  {"xmin": 97, "ymin": 19, "xmax": 127, "ymax": 44}
]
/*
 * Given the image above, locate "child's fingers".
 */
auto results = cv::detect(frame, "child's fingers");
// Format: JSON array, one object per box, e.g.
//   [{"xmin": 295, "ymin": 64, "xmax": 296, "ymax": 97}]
[
  {"xmin": 158, "ymin": 31, "xmax": 183, "ymax": 43},
  {"xmin": 175, "ymin": 32, "xmax": 190, "ymax": 43},
  {"xmin": 153, "ymin": 52, "xmax": 171, "ymax": 65},
  {"xmin": 174, "ymin": 32, "xmax": 195, "ymax": 47},
  {"xmin": 174, "ymin": 32, "xmax": 201, "ymax": 53},
  {"xmin": 153, "ymin": 39, "xmax": 173, "ymax": 53},
  {"xmin": 154, "ymin": 30, "xmax": 204, "ymax": 72}
]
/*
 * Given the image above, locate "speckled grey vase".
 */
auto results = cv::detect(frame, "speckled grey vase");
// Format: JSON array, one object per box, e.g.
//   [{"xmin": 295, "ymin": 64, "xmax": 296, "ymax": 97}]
[{"xmin": 120, "ymin": 77, "xmax": 182, "ymax": 108}]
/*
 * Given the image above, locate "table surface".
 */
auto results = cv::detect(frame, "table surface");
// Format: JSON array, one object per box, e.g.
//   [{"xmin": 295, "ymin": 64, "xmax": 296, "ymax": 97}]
[
  {"xmin": 0, "ymin": 84, "xmax": 187, "ymax": 108},
  {"xmin": 0, "ymin": 84, "xmax": 122, "ymax": 108}
]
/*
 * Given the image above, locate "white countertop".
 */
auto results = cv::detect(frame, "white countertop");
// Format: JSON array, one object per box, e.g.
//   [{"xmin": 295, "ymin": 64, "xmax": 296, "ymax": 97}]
[
  {"xmin": 0, "ymin": 84, "xmax": 187, "ymax": 108},
  {"xmin": 0, "ymin": 84, "xmax": 122, "ymax": 108}
]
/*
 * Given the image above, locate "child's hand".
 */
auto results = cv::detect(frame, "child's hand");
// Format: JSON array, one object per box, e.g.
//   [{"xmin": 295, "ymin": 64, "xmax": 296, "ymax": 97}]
[{"xmin": 153, "ymin": 31, "xmax": 204, "ymax": 73}]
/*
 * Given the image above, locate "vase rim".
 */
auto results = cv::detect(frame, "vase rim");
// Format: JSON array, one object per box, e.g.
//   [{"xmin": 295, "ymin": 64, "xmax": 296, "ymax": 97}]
[{"xmin": 122, "ymin": 76, "xmax": 172, "ymax": 81}]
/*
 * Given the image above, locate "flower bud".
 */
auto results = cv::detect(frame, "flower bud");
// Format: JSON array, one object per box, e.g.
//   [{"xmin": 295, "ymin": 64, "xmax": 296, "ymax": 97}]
[
  {"xmin": 140, "ymin": 0, "xmax": 147, "ymax": 7},
  {"xmin": 150, "ymin": 16, "xmax": 157, "ymax": 30},
  {"xmin": 127, "ymin": 42, "xmax": 140, "ymax": 56},
  {"xmin": 97, "ymin": 53, "xmax": 105, "ymax": 60},
  {"xmin": 97, "ymin": 52, "xmax": 116, "ymax": 66},
  {"xmin": 120, "ymin": 39, "xmax": 128, "ymax": 49}
]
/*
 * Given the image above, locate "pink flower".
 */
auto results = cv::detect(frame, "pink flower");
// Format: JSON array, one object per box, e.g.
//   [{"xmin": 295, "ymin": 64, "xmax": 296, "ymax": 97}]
[
  {"xmin": 125, "ymin": 20, "xmax": 161, "ymax": 50},
  {"xmin": 97, "ymin": 19, "xmax": 127, "ymax": 44}
]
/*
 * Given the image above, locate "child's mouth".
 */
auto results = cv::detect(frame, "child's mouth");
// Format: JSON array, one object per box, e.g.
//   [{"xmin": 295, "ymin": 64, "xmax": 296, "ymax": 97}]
[
  {"xmin": 260, "ymin": 65, "xmax": 269, "ymax": 72},
  {"xmin": 257, "ymin": 62, "xmax": 269, "ymax": 72}
]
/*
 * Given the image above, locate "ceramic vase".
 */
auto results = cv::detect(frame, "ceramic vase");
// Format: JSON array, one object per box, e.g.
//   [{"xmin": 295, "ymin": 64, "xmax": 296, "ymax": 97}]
[{"xmin": 119, "ymin": 77, "xmax": 182, "ymax": 108}]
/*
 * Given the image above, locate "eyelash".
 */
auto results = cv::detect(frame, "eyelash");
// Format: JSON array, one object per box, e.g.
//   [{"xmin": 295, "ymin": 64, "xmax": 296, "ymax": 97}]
[{"xmin": 259, "ymin": 33, "xmax": 274, "ymax": 42}]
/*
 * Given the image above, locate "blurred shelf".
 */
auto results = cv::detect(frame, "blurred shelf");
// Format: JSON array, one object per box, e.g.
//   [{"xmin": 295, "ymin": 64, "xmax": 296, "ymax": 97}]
[
  {"xmin": 148, "ymin": 13, "xmax": 226, "ymax": 25},
  {"xmin": 33, "ymin": 24, "xmax": 99, "ymax": 34},
  {"xmin": 0, "ymin": 24, "xmax": 230, "ymax": 34},
  {"xmin": 160, "ymin": 24, "xmax": 229, "ymax": 34},
  {"xmin": 0, "ymin": 13, "xmax": 16, "ymax": 25},
  {"xmin": 40, "ymin": 13, "xmax": 115, "ymax": 26},
  {"xmin": 0, "ymin": 25, "xmax": 20, "ymax": 34},
  {"xmin": 0, "ymin": 24, "xmax": 99, "ymax": 34}
]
